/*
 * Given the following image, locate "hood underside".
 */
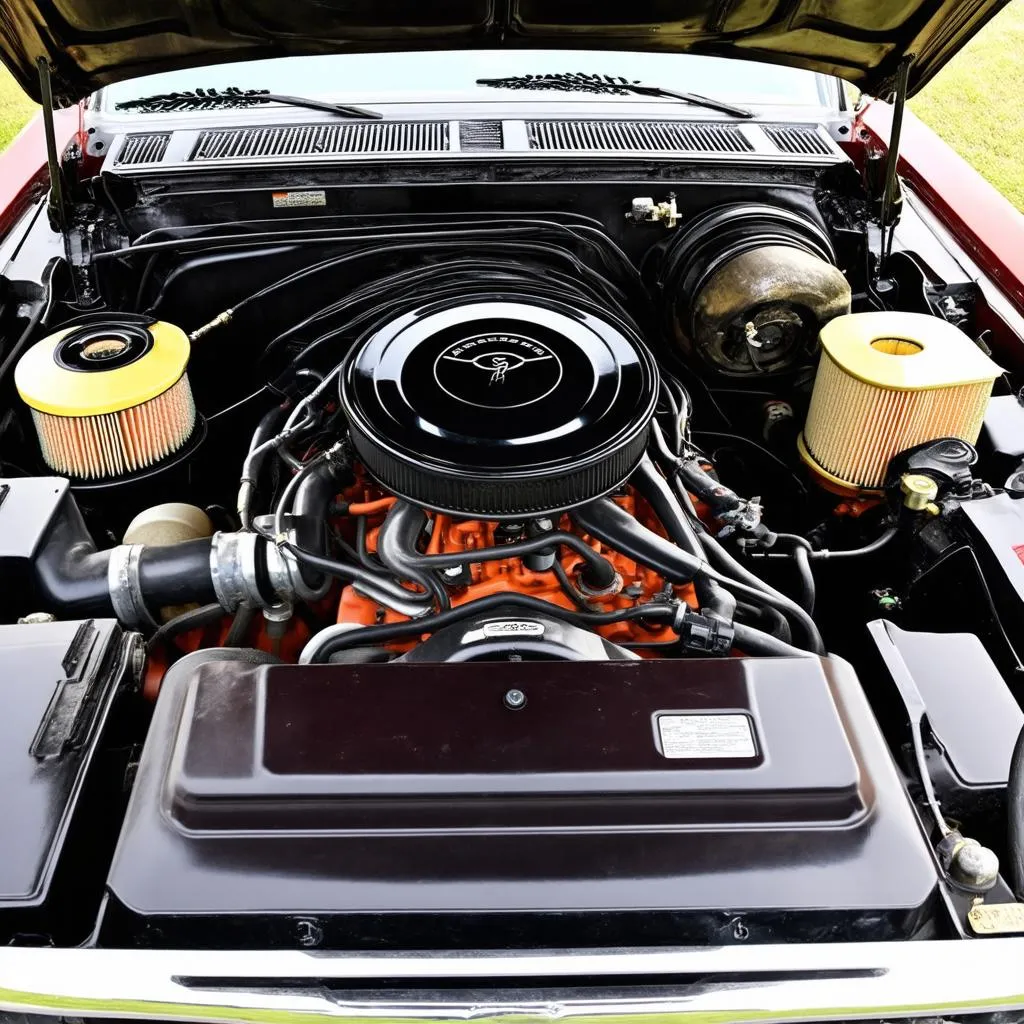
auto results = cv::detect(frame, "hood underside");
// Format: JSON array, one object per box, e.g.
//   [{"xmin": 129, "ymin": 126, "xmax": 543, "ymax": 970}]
[{"xmin": 0, "ymin": 0, "xmax": 1013, "ymax": 106}]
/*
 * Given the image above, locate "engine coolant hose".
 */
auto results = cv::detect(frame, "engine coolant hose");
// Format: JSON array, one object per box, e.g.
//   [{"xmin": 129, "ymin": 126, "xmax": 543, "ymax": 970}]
[{"xmin": 573, "ymin": 498, "xmax": 826, "ymax": 655}]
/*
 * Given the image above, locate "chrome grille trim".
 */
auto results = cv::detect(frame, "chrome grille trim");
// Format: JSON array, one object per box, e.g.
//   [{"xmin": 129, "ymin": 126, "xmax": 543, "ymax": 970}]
[
  {"xmin": 527, "ymin": 119, "xmax": 754, "ymax": 154},
  {"xmin": 103, "ymin": 120, "xmax": 846, "ymax": 169},
  {"xmin": 0, "ymin": 941, "xmax": 1023, "ymax": 1021},
  {"xmin": 190, "ymin": 122, "xmax": 450, "ymax": 161},
  {"xmin": 764, "ymin": 124, "xmax": 835, "ymax": 156},
  {"xmin": 113, "ymin": 133, "xmax": 171, "ymax": 165}
]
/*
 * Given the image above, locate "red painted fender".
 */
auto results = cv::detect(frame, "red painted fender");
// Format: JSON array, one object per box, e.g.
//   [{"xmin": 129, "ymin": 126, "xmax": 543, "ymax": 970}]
[
  {"xmin": 857, "ymin": 99, "xmax": 1024, "ymax": 318},
  {"xmin": 0, "ymin": 106, "xmax": 80, "ymax": 237}
]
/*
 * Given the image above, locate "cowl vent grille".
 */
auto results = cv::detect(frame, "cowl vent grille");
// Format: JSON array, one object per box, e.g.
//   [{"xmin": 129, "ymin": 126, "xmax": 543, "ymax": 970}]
[
  {"xmin": 190, "ymin": 122, "xmax": 450, "ymax": 161},
  {"xmin": 114, "ymin": 133, "xmax": 170, "ymax": 165},
  {"xmin": 460, "ymin": 121, "xmax": 503, "ymax": 150},
  {"xmin": 764, "ymin": 124, "xmax": 834, "ymax": 156},
  {"xmin": 527, "ymin": 120, "xmax": 754, "ymax": 154}
]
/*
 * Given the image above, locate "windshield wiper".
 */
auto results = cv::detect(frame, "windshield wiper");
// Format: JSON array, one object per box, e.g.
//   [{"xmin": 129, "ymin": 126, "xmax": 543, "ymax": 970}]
[
  {"xmin": 476, "ymin": 73, "xmax": 753, "ymax": 119},
  {"xmin": 115, "ymin": 87, "xmax": 382, "ymax": 120}
]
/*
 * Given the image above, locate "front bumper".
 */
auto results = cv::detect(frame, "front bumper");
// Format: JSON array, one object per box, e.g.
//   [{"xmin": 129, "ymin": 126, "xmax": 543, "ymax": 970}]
[{"xmin": 2, "ymin": 941, "xmax": 1024, "ymax": 1023}]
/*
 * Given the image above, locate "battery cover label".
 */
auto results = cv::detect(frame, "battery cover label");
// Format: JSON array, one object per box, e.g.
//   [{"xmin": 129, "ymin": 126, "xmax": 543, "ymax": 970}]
[{"xmin": 657, "ymin": 714, "xmax": 756, "ymax": 759}]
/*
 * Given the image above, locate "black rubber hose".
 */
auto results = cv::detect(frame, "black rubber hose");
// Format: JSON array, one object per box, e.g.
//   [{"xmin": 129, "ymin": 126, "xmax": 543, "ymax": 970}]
[
  {"xmin": 792, "ymin": 544, "xmax": 815, "ymax": 615},
  {"xmin": 648, "ymin": 422, "xmax": 741, "ymax": 518},
  {"xmin": 385, "ymin": 502, "xmax": 619, "ymax": 591},
  {"xmin": 762, "ymin": 534, "xmax": 815, "ymax": 615},
  {"xmin": 631, "ymin": 454, "xmax": 736, "ymax": 624},
  {"xmin": 145, "ymin": 603, "xmax": 225, "ymax": 654},
  {"xmin": 290, "ymin": 457, "xmax": 346, "ymax": 590},
  {"xmin": 732, "ymin": 622, "xmax": 816, "ymax": 658},
  {"xmin": 32, "ymin": 498, "xmax": 112, "ymax": 616},
  {"xmin": 573, "ymin": 499, "xmax": 706, "ymax": 582},
  {"xmin": 734, "ymin": 600, "xmax": 792, "ymax": 642},
  {"xmin": 225, "ymin": 602, "xmax": 257, "ymax": 647},
  {"xmin": 242, "ymin": 399, "xmax": 291, "ymax": 505},
  {"xmin": 1008, "ymin": 723, "xmax": 1024, "ymax": 900},
  {"xmin": 307, "ymin": 592, "xmax": 676, "ymax": 663},
  {"xmin": 551, "ymin": 558, "xmax": 594, "ymax": 611},
  {"xmin": 575, "ymin": 498, "xmax": 825, "ymax": 655},
  {"xmin": 376, "ymin": 502, "xmax": 451, "ymax": 611},
  {"xmin": 32, "ymin": 495, "xmax": 218, "ymax": 618},
  {"xmin": 695, "ymin": 530, "xmax": 824, "ymax": 653},
  {"xmin": 137, "ymin": 539, "xmax": 218, "ymax": 607}
]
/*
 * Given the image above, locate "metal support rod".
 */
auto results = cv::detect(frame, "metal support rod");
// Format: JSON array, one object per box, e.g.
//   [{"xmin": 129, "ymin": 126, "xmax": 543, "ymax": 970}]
[
  {"xmin": 35, "ymin": 57, "xmax": 67, "ymax": 236},
  {"xmin": 880, "ymin": 57, "xmax": 912, "ymax": 265}
]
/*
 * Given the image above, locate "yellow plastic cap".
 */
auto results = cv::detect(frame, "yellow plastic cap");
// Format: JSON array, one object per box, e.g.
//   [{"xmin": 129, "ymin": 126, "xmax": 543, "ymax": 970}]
[
  {"xmin": 900, "ymin": 473, "xmax": 940, "ymax": 510},
  {"xmin": 14, "ymin": 320, "xmax": 190, "ymax": 417}
]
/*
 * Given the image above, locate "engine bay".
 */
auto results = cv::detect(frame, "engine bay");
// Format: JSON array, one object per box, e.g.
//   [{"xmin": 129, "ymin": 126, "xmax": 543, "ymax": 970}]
[{"xmin": 3, "ymin": 131, "xmax": 1024, "ymax": 949}]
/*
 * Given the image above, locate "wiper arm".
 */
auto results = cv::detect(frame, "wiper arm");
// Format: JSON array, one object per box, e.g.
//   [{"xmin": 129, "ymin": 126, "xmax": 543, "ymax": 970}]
[
  {"xmin": 476, "ymin": 73, "xmax": 754, "ymax": 119},
  {"xmin": 115, "ymin": 87, "xmax": 382, "ymax": 120}
]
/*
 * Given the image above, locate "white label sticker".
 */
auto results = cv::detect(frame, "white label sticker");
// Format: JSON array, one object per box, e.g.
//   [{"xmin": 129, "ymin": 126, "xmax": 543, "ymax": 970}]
[
  {"xmin": 272, "ymin": 190, "xmax": 327, "ymax": 209},
  {"xmin": 657, "ymin": 714, "xmax": 756, "ymax": 759}
]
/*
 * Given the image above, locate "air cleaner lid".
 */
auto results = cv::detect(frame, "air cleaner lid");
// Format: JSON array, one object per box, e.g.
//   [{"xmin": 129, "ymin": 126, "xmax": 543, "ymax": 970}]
[
  {"xmin": 340, "ymin": 298, "xmax": 659, "ymax": 518},
  {"xmin": 820, "ymin": 312, "xmax": 1001, "ymax": 391},
  {"xmin": 15, "ymin": 317, "xmax": 190, "ymax": 417}
]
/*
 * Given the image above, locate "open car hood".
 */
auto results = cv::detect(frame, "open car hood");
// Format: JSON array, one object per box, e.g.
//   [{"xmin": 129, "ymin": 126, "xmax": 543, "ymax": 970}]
[{"xmin": 0, "ymin": 0, "xmax": 1012, "ymax": 106}]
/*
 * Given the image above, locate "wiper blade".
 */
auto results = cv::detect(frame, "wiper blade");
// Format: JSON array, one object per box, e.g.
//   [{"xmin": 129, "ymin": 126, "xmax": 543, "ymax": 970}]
[
  {"xmin": 115, "ymin": 87, "xmax": 382, "ymax": 120},
  {"xmin": 476, "ymin": 73, "xmax": 754, "ymax": 119}
]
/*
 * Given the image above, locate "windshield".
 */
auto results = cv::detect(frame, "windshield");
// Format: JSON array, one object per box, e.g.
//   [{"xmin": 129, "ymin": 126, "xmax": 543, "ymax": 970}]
[{"xmin": 99, "ymin": 50, "xmax": 835, "ymax": 111}]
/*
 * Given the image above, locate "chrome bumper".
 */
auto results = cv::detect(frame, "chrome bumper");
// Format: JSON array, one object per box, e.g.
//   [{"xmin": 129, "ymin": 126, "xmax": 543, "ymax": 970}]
[{"xmin": 2, "ymin": 941, "xmax": 1024, "ymax": 1022}]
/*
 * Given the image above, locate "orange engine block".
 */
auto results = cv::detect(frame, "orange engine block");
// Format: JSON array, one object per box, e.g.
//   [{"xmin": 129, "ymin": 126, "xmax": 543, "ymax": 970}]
[{"xmin": 336, "ymin": 491, "xmax": 697, "ymax": 652}]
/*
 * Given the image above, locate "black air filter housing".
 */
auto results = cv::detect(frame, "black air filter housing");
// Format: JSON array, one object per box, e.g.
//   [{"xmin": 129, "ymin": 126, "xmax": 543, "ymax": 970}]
[{"xmin": 340, "ymin": 298, "xmax": 659, "ymax": 518}]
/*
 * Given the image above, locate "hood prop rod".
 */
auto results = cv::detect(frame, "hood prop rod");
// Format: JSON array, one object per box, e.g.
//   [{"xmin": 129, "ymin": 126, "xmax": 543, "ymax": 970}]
[
  {"xmin": 36, "ymin": 58, "xmax": 69, "ymax": 238},
  {"xmin": 35, "ymin": 58, "xmax": 100, "ymax": 309},
  {"xmin": 879, "ymin": 57, "xmax": 911, "ymax": 271}
]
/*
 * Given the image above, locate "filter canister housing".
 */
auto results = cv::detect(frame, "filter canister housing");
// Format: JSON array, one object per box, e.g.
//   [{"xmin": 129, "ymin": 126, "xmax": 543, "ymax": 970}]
[
  {"xmin": 799, "ymin": 312, "xmax": 1000, "ymax": 492},
  {"xmin": 15, "ymin": 319, "xmax": 195, "ymax": 480}
]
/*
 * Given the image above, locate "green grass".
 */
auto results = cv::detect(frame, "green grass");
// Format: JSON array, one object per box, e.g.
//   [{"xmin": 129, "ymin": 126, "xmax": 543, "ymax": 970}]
[
  {"xmin": 911, "ymin": 0, "xmax": 1024, "ymax": 212},
  {"xmin": 0, "ymin": 67, "xmax": 36, "ymax": 150},
  {"xmin": 0, "ymin": 2, "xmax": 1022, "ymax": 209}
]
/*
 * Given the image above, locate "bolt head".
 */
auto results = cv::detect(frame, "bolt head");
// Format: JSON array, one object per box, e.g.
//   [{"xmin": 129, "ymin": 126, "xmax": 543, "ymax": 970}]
[
  {"xmin": 503, "ymin": 688, "xmax": 527, "ymax": 710},
  {"xmin": 951, "ymin": 839, "xmax": 1000, "ymax": 890}
]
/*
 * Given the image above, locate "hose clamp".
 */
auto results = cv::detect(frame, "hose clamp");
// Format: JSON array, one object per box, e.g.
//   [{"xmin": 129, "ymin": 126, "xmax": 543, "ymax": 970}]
[
  {"xmin": 210, "ymin": 531, "xmax": 261, "ymax": 611},
  {"xmin": 107, "ymin": 544, "xmax": 158, "ymax": 629},
  {"xmin": 266, "ymin": 543, "xmax": 332, "ymax": 604},
  {"xmin": 211, "ymin": 530, "xmax": 329, "ymax": 611}
]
